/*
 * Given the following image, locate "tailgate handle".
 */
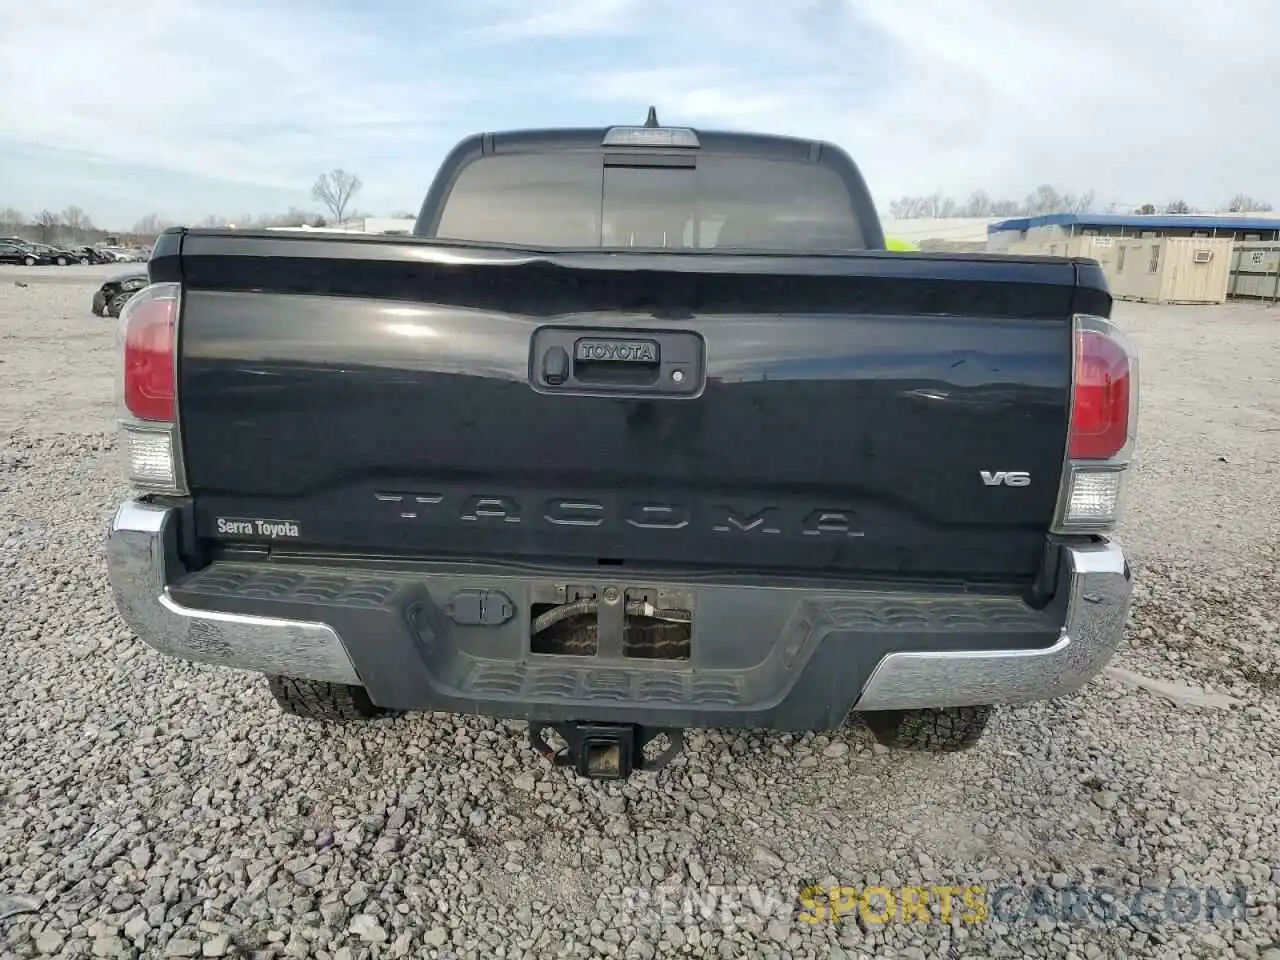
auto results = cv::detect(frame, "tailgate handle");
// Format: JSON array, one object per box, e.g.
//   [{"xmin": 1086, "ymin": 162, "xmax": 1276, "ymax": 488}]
[
  {"xmin": 531, "ymin": 328, "xmax": 704, "ymax": 398},
  {"xmin": 573, "ymin": 337, "xmax": 661, "ymax": 385}
]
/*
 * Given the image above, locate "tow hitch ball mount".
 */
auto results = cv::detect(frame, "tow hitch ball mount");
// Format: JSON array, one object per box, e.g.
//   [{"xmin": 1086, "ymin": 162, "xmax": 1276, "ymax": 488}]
[{"xmin": 528, "ymin": 722, "xmax": 683, "ymax": 779}]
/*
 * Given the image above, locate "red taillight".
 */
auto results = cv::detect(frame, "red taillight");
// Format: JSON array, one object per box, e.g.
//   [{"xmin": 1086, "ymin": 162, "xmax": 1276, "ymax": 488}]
[
  {"xmin": 122, "ymin": 286, "xmax": 178, "ymax": 422},
  {"xmin": 1070, "ymin": 328, "xmax": 1131, "ymax": 460}
]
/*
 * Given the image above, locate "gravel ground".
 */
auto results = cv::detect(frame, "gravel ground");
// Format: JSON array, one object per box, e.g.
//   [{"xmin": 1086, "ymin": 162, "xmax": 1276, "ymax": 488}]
[{"xmin": 1, "ymin": 268, "xmax": 1278, "ymax": 960}]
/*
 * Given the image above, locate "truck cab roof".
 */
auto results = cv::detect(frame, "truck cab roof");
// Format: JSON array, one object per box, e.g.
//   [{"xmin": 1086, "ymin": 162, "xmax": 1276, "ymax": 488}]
[{"xmin": 414, "ymin": 124, "xmax": 886, "ymax": 251}]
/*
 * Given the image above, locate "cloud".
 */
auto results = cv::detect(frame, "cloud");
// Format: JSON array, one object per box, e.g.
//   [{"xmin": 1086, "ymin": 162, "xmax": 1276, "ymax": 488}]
[
  {"xmin": 1, "ymin": 0, "xmax": 1277, "ymax": 227},
  {"xmin": 459, "ymin": 0, "xmax": 646, "ymax": 40},
  {"xmin": 1, "ymin": 1, "xmax": 460, "ymax": 185},
  {"xmin": 577, "ymin": 0, "xmax": 1280, "ymax": 212}
]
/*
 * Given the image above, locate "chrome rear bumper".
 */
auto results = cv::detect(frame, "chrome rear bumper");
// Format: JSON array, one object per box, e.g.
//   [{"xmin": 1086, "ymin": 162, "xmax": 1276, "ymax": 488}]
[
  {"xmin": 106, "ymin": 501, "xmax": 359, "ymax": 685},
  {"xmin": 853, "ymin": 541, "xmax": 1131, "ymax": 709},
  {"xmin": 107, "ymin": 499, "xmax": 1132, "ymax": 721}
]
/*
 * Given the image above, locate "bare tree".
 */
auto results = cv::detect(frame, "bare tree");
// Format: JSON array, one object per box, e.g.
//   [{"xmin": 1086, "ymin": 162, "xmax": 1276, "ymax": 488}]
[
  {"xmin": 61, "ymin": 205, "xmax": 93, "ymax": 236},
  {"xmin": 888, "ymin": 197, "xmax": 916, "ymax": 219},
  {"xmin": 311, "ymin": 169, "xmax": 362, "ymax": 225},
  {"xmin": 34, "ymin": 210, "xmax": 61, "ymax": 242},
  {"xmin": 1135, "ymin": 204, "xmax": 1157, "ymax": 215},
  {"xmin": 887, "ymin": 185, "xmax": 1098, "ymax": 220},
  {"xmin": 1024, "ymin": 184, "xmax": 1065, "ymax": 216},
  {"xmin": 0, "ymin": 207, "xmax": 25, "ymax": 232},
  {"xmin": 1061, "ymin": 189, "xmax": 1095, "ymax": 214},
  {"xmin": 1165, "ymin": 199, "xmax": 1190, "ymax": 215},
  {"xmin": 1227, "ymin": 194, "xmax": 1272, "ymax": 213},
  {"xmin": 132, "ymin": 213, "xmax": 169, "ymax": 236},
  {"xmin": 888, "ymin": 194, "xmax": 955, "ymax": 219},
  {"xmin": 961, "ymin": 191, "xmax": 993, "ymax": 218}
]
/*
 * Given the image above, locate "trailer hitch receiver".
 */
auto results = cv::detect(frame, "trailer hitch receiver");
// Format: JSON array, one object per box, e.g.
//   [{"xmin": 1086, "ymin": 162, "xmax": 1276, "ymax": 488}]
[{"xmin": 529, "ymin": 722, "xmax": 683, "ymax": 779}]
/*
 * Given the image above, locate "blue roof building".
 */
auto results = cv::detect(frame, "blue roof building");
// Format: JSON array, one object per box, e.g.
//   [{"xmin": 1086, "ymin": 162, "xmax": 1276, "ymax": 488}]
[{"xmin": 988, "ymin": 212, "xmax": 1280, "ymax": 242}]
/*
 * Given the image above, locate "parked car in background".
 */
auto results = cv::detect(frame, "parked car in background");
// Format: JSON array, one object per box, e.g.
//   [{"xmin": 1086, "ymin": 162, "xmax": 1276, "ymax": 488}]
[
  {"xmin": 100, "ymin": 246, "xmax": 150, "ymax": 263},
  {"xmin": 0, "ymin": 242, "xmax": 50, "ymax": 265},
  {"xmin": 69, "ymin": 246, "xmax": 112, "ymax": 264},
  {"xmin": 92, "ymin": 271, "xmax": 149, "ymax": 316},
  {"xmin": 20, "ymin": 242, "xmax": 82, "ymax": 266}
]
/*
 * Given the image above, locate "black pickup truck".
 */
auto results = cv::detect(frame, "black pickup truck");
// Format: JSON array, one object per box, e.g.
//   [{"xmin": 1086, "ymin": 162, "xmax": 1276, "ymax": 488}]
[{"xmin": 107, "ymin": 116, "xmax": 1137, "ymax": 779}]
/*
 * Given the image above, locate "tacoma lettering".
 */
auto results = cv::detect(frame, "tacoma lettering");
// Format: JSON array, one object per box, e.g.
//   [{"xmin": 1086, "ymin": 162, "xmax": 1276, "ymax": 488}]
[
  {"xmin": 544, "ymin": 499, "xmax": 606, "ymax": 526},
  {"xmin": 625, "ymin": 502, "xmax": 690, "ymax": 530},
  {"xmin": 710, "ymin": 506, "xmax": 781, "ymax": 535},
  {"xmin": 801, "ymin": 510, "xmax": 865, "ymax": 538},
  {"xmin": 374, "ymin": 492, "xmax": 860, "ymax": 537},
  {"xmin": 460, "ymin": 496, "xmax": 522, "ymax": 524}
]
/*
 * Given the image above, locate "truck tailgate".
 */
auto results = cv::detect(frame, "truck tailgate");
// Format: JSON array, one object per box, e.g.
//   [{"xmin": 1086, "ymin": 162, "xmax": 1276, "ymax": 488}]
[{"xmin": 174, "ymin": 237, "xmax": 1081, "ymax": 581}]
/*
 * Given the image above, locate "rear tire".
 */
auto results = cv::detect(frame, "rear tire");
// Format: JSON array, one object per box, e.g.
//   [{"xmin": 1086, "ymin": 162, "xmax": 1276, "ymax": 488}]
[
  {"xmin": 860, "ymin": 705, "xmax": 992, "ymax": 753},
  {"xmin": 23, "ymin": 256, "xmax": 35, "ymax": 266},
  {"xmin": 56, "ymin": 256, "xmax": 68, "ymax": 266},
  {"xmin": 266, "ymin": 675, "xmax": 399, "ymax": 722}
]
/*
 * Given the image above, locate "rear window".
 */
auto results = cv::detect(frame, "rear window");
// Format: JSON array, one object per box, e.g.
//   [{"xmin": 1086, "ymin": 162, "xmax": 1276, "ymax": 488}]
[{"xmin": 433, "ymin": 151, "xmax": 865, "ymax": 251}]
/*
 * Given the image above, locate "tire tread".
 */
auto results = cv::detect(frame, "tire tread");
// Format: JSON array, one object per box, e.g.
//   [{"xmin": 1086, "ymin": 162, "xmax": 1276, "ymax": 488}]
[
  {"xmin": 861, "ymin": 705, "xmax": 992, "ymax": 753},
  {"xmin": 266, "ymin": 676, "xmax": 392, "ymax": 722}
]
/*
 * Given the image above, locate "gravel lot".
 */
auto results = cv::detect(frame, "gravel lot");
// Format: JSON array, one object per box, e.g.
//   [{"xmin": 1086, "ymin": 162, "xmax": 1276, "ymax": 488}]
[{"xmin": 1, "ymin": 265, "xmax": 1277, "ymax": 959}]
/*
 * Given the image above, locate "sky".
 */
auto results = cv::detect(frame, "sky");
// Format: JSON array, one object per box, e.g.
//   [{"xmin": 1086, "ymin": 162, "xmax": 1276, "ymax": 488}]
[{"xmin": 2, "ymin": 0, "xmax": 1277, "ymax": 230}]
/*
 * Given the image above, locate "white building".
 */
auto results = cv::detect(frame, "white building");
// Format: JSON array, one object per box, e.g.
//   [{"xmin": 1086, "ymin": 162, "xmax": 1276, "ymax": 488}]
[
  {"xmin": 985, "ymin": 214, "xmax": 1275, "ymax": 305},
  {"xmin": 263, "ymin": 217, "xmax": 416, "ymax": 235},
  {"xmin": 361, "ymin": 217, "xmax": 416, "ymax": 235},
  {"xmin": 987, "ymin": 213, "xmax": 1280, "ymax": 251}
]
